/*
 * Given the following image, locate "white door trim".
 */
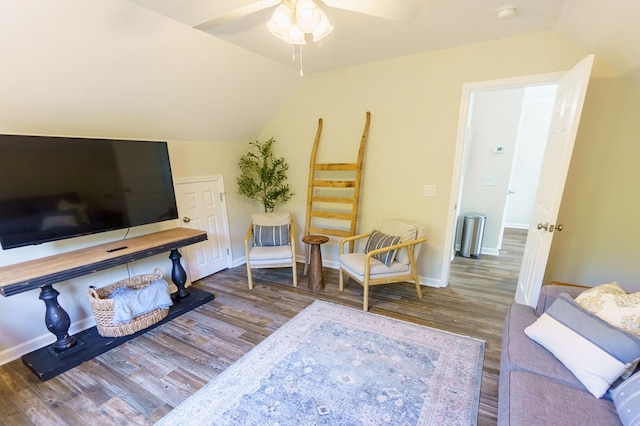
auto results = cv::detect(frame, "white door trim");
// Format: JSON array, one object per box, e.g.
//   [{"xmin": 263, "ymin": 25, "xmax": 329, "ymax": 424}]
[{"xmin": 441, "ymin": 71, "xmax": 564, "ymax": 288}]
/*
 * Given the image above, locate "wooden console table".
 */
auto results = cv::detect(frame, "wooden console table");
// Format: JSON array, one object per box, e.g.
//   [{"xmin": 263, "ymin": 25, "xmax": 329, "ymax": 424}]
[{"xmin": 0, "ymin": 227, "xmax": 212, "ymax": 380}]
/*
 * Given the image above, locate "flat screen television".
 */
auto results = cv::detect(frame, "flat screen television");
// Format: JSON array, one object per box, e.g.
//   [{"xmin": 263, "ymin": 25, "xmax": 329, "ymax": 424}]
[{"xmin": 0, "ymin": 134, "xmax": 179, "ymax": 249}]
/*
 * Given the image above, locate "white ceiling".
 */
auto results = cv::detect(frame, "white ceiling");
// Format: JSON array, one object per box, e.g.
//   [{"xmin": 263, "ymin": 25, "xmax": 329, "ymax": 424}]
[{"xmin": 128, "ymin": 0, "xmax": 640, "ymax": 78}]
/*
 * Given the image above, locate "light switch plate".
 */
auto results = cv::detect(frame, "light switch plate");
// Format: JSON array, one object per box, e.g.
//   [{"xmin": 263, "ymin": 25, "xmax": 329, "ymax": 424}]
[
  {"xmin": 482, "ymin": 176, "xmax": 497, "ymax": 186},
  {"xmin": 423, "ymin": 184, "xmax": 436, "ymax": 197}
]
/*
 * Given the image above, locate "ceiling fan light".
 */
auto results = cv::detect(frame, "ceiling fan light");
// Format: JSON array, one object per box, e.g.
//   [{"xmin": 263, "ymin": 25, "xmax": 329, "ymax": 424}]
[
  {"xmin": 311, "ymin": 9, "xmax": 333, "ymax": 42},
  {"xmin": 296, "ymin": 0, "xmax": 321, "ymax": 33},
  {"xmin": 267, "ymin": 4, "xmax": 295, "ymax": 42},
  {"xmin": 288, "ymin": 25, "xmax": 307, "ymax": 45},
  {"xmin": 269, "ymin": 4, "xmax": 292, "ymax": 25}
]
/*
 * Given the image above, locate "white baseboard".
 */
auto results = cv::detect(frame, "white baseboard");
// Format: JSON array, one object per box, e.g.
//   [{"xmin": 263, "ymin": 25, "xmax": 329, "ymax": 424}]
[
  {"xmin": 0, "ymin": 316, "xmax": 96, "ymax": 366},
  {"xmin": 504, "ymin": 223, "xmax": 529, "ymax": 230},
  {"xmin": 482, "ymin": 247, "xmax": 500, "ymax": 256}
]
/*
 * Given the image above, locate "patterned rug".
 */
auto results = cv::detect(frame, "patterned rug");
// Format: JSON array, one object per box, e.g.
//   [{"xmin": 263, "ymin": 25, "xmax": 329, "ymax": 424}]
[{"xmin": 156, "ymin": 300, "xmax": 485, "ymax": 426}]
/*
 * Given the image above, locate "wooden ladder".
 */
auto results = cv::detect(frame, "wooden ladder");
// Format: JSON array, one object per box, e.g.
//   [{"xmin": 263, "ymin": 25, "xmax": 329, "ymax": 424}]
[{"xmin": 303, "ymin": 111, "xmax": 370, "ymax": 271}]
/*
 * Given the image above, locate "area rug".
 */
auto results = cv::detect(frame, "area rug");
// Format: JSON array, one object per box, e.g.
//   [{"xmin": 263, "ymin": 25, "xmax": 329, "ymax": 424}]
[{"xmin": 156, "ymin": 300, "xmax": 485, "ymax": 426}]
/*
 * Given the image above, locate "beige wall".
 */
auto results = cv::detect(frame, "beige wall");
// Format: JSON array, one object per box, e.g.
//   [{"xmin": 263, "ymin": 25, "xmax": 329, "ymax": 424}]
[
  {"xmin": 259, "ymin": 31, "xmax": 599, "ymax": 286},
  {"xmin": 167, "ymin": 139, "xmax": 255, "ymax": 264},
  {"xmin": 544, "ymin": 76, "xmax": 640, "ymax": 292}
]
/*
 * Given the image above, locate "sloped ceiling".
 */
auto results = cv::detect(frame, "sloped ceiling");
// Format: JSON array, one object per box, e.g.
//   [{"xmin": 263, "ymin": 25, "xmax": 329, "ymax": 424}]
[
  {"xmin": 1, "ymin": 1, "xmax": 638, "ymax": 144},
  {"xmin": 129, "ymin": 0, "xmax": 640, "ymax": 79},
  {"xmin": 0, "ymin": 1, "xmax": 301, "ymax": 143}
]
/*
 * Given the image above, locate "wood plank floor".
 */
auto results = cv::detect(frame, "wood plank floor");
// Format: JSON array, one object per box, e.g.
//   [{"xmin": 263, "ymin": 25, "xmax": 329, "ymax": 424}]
[{"xmin": 0, "ymin": 228, "xmax": 526, "ymax": 426}]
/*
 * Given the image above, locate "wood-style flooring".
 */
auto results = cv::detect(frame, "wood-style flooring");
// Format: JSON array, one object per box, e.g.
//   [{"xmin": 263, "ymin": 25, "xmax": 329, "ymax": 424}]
[{"xmin": 0, "ymin": 228, "xmax": 527, "ymax": 426}]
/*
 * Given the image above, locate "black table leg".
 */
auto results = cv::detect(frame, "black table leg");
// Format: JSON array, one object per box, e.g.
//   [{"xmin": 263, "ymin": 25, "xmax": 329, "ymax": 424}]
[
  {"xmin": 169, "ymin": 248, "xmax": 190, "ymax": 299},
  {"xmin": 39, "ymin": 285, "xmax": 77, "ymax": 352}
]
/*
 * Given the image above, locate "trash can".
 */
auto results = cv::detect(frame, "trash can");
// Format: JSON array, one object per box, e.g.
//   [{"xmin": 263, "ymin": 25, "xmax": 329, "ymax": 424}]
[{"xmin": 460, "ymin": 213, "xmax": 486, "ymax": 259}]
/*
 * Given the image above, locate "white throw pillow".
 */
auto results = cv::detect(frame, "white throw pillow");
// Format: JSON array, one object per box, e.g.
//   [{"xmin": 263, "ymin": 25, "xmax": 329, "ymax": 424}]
[{"xmin": 525, "ymin": 294, "xmax": 640, "ymax": 398}]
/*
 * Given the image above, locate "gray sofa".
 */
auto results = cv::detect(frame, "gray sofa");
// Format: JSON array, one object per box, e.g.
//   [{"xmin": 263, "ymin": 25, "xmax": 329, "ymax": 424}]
[{"xmin": 498, "ymin": 284, "xmax": 621, "ymax": 425}]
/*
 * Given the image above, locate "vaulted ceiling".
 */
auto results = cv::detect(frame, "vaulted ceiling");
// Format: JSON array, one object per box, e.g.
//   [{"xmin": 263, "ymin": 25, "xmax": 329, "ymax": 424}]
[
  {"xmin": 129, "ymin": 0, "xmax": 640, "ymax": 78},
  {"xmin": 1, "ymin": 1, "xmax": 638, "ymax": 144}
]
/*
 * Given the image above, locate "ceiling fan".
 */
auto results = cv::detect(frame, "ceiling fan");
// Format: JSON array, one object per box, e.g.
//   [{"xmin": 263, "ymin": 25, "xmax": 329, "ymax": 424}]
[
  {"xmin": 186, "ymin": 0, "xmax": 422, "ymax": 76},
  {"xmin": 194, "ymin": 0, "xmax": 424, "ymax": 42}
]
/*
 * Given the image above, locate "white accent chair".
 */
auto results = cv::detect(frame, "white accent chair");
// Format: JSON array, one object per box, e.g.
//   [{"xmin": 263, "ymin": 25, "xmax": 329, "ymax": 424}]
[
  {"xmin": 244, "ymin": 212, "xmax": 297, "ymax": 289},
  {"xmin": 339, "ymin": 219, "xmax": 427, "ymax": 311}
]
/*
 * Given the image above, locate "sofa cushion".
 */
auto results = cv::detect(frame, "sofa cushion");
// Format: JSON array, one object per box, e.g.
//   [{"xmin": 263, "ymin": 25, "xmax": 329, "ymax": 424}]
[
  {"xmin": 500, "ymin": 370, "xmax": 621, "ymax": 426},
  {"xmin": 525, "ymin": 294, "xmax": 640, "ymax": 398},
  {"xmin": 501, "ymin": 303, "xmax": 586, "ymax": 391}
]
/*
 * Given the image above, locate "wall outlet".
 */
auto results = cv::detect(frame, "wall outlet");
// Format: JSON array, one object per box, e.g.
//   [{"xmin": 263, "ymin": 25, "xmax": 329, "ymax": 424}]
[{"xmin": 423, "ymin": 184, "xmax": 436, "ymax": 197}]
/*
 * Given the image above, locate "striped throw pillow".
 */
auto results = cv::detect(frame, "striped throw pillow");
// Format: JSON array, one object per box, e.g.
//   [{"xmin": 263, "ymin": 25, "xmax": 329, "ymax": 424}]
[
  {"xmin": 364, "ymin": 230, "xmax": 401, "ymax": 267},
  {"xmin": 253, "ymin": 224, "xmax": 290, "ymax": 246}
]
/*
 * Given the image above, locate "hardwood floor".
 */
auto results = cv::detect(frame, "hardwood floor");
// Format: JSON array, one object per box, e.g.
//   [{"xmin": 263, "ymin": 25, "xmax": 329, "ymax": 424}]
[{"xmin": 0, "ymin": 229, "xmax": 526, "ymax": 426}]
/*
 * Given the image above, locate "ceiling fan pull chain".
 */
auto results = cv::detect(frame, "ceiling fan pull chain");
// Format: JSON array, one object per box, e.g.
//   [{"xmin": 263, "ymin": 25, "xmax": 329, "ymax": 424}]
[{"xmin": 299, "ymin": 45, "xmax": 304, "ymax": 77}]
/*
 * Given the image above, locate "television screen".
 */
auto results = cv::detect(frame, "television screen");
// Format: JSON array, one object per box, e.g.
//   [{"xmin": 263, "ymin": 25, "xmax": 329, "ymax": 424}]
[{"xmin": 0, "ymin": 135, "xmax": 179, "ymax": 249}]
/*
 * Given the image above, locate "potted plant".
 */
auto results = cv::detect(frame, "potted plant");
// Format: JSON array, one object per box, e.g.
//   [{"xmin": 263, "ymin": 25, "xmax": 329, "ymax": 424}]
[{"xmin": 237, "ymin": 137, "xmax": 294, "ymax": 212}]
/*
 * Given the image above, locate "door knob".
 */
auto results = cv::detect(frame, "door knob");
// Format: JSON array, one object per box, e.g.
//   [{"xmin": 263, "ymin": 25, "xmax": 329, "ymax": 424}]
[
  {"xmin": 554, "ymin": 224, "xmax": 564, "ymax": 231},
  {"xmin": 537, "ymin": 223, "xmax": 549, "ymax": 231},
  {"xmin": 182, "ymin": 217, "xmax": 191, "ymax": 223}
]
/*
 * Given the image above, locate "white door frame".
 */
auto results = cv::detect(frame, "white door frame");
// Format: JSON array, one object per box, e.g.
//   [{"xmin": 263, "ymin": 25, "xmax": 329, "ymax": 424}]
[
  {"xmin": 174, "ymin": 175, "xmax": 232, "ymax": 272},
  {"xmin": 441, "ymin": 71, "xmax": 564, "ymax": 288}
]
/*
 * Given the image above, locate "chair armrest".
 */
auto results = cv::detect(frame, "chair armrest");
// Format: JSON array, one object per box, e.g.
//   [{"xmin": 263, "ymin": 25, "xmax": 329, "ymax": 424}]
[
  {"xmin": 548, "ymin": 281, "xmax": 589, "ymax": 288},
  {"xmin": 339, "ymin": 232, "xmax": 372, "ymax": 254},
  {"xmin": 289, "ymin": 218, "xmax": 296, "ymax": 255},
  {"xmin": 363, "ymin": 236, "xmax": 428, "ymax": 260}
]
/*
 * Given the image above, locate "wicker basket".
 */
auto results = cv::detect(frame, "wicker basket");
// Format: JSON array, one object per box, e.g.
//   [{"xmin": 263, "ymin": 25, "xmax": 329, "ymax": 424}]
[{"xmin": 88, "ymin": 268, "xmax": 170, "ymax": 338}]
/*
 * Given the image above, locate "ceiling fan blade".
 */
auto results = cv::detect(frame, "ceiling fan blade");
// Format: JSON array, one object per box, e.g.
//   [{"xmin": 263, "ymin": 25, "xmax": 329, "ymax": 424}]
[
  {"xmin": 321, "ymin": 0, "xmax": 422, "ymax": 22},
  {"xmin": 194, "ymin": 0, "xmax": 281, "ymax": 31}
]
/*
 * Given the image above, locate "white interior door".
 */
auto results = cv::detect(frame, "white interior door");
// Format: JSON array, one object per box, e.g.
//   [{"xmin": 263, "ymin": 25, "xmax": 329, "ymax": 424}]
[
  {"xmin": 515, "ymin": 55, "xmax": 594, "ymax": 306},
  {"xmin": 175, "ymin": 176, "xmax": 231, "ymax": 281}
]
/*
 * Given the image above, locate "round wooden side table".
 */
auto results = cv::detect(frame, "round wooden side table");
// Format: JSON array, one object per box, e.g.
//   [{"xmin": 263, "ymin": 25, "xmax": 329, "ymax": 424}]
[{"xmin": 302, "ymin": 235, "xmax": 329, "ymax": 292}]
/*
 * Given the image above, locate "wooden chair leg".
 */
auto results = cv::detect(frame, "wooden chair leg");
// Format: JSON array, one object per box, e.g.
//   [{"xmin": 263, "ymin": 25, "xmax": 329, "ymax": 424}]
[
  {"xmin": 246, "ymin": 263, "xmax": 253, "ymax": 290},
  {"xmin": 339, "ymin": 269, "xmax": 344, "ymax": 291},
  {"xmin": 363, "ymin": 280, "xmax": 369, "ymax": 311},
  {"xmin": 292, "ymin": 261, "xmax": 298, "ymax": 287},
  {"xmin": 413, "ymin": 270, "xmax": 423, "ymax": 299}
]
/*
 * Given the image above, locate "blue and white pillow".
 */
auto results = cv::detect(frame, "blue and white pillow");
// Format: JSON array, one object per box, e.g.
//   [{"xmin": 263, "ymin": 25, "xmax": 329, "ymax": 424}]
[
  {"xmin": 364, "ymin": 230, "xmax": 401, "ymax": 267},
  {"xmin": 612, "ymin": 371, "xmax": 640, "ymax": 426},
  {"xmin": 525, "ymin": 293, "xmax": 640, "ymax": 398},
  {"xmin": 253, "ymin": 224, "xmax": 290, "ymax": 247}
]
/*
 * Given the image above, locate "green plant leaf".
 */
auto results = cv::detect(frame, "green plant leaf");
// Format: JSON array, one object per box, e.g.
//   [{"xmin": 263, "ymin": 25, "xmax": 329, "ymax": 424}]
[{"xmin": 236, "ymin": 137, "xmax": 294, "ymax": 212}]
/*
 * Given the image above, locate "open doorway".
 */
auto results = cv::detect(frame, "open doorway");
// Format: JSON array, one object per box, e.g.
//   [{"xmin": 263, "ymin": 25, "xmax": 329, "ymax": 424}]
[
  {"xmin": 453, "ymin": 84, "xmax": 558, "ymax": 257},
  {"xmin": 440, "ymin": 70, "xmax": 565, "ymax": 288},
  {"xmin": 441, "ymin": 56, "xmax": 594, "ymax": 304}
]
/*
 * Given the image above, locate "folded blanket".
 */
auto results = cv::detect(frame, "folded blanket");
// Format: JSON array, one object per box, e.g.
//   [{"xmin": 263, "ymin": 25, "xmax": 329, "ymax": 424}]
[{"xmin": 110, "ymin": 278, "xmax": 173, "ymax": 324}]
